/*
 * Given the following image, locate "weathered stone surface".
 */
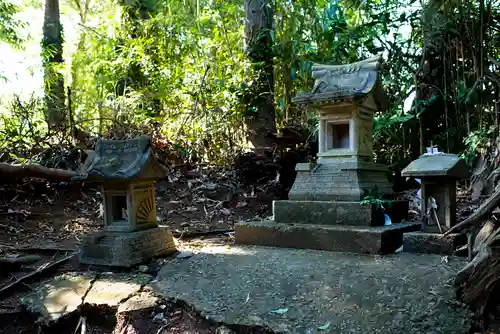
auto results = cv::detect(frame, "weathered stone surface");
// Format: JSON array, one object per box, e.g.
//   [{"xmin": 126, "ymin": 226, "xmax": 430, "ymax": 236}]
[
  {"xmin": 84, "ymin": 273, "xmax": 152, "ymax": 306},
  {"xmin": 292, "ymin": 54, "xmax": 387, "ymax": 110},
  {"xmin": 74, "ymin": 135, "xmax": 166, "ymax": 182},
  {"xmin": 401, "ymin": 153, "xmax": 468, "ymax": 178},
  {"xmin": 288, "ymin": 158, "xmax": 393, "ymax": 201},
  {"xmin": 117, "ymin": 292, "xmax": 159, "ymax": 313},
  {"xmin": 273, "ymin": 200, "xmax": 408, "ymax": 226},
  {"xmin": 273, "ymin": 200, "xmax": 371, "ymax": 225},
  {"xmin": 403, "ymin": 232, "xmax": 458, "ymax": 254},
  {"xmin": 152, "ymin": 245, "xmax": 473, "ymax": 333},
  {"xmin": 234, "ymin": 221, "xmax": 421, "ymax": 254},
  {"xmin": 21, "ymin": 273, "xmax": 95, "ymax": 324},
  {"xmin": 80, "ymin": 227, "xmax": 176, "ymax": 267}
]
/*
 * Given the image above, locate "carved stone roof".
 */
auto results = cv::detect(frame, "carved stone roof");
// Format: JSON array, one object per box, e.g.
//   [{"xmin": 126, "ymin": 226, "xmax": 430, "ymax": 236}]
[
  {"xmin": 73, "ymin": 136, "xmax": 167, "ymax": 182},
  {"xmin": 292, "ymin": 54, "xmax": 387, "ymax": 110},
  {"xmin": 401, "ymin": 153, "xmax": 469, "ymax": 178}
]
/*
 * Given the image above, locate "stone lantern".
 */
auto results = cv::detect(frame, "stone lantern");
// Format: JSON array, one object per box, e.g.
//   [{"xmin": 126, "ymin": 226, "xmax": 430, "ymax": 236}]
[
  {"xmin": 235, "ymin": 55, "xmax": 420, "ymax": 254},
  {"xmin": 75, "ymin": 136, "xmax": 176, "ymax": 267}
]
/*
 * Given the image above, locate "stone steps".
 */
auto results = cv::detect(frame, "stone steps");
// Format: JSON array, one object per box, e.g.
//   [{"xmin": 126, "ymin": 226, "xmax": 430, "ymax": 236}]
[
  {"xmin": 235, "ymin": 220, "xmax": 422, "ymax": 255},
  {"xmin": 403, "ymin": 232, "xmax": 460, "ymax": 255}
]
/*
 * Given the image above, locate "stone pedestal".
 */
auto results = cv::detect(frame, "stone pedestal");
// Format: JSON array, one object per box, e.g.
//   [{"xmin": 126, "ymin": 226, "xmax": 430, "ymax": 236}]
[
  {"xmin": 289, "ymin": 159, "xmax": 392, "ymax": 202},
  {"xmin": 79, "ymin": 227, "xmax": 176, "ymax": 267}
]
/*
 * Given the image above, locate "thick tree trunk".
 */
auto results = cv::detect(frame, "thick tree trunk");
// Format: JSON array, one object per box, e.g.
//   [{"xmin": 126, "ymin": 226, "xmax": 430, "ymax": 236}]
[
  {"xmin": 455, "ymin": 228, "xmax": 500, "ymax": 319},
  {"xmin": 42, "ymin": 0, "xmax": 66, "ymax": 130},
  {"xmin": 243, "ymin": 0, "xmax": 276, "ymax": 150}
]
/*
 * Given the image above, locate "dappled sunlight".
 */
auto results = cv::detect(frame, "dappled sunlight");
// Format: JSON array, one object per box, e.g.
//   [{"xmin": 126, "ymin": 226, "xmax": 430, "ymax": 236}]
[{"xmin": 197, "ymin": 244, "xmax": 254, "ymax": 256}]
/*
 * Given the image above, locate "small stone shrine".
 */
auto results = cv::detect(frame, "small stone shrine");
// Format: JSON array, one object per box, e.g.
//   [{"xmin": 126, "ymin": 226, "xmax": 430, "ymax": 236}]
[
  {"xmin": 74, "ymin": 136, "xmax": 176, "ymax": 267},
  {"xmin": 402, "ymin": 153, "xmax": 468, "ymax": 231},
  {"xmin": 235, "ymin": 55, "xmax": 420, "ymax": 254}
]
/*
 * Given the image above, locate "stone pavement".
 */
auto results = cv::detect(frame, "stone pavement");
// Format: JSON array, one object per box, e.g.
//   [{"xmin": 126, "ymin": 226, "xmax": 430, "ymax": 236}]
[
  {"xmin": 20, "ymin": 246, "xmax": 474, "ymax": 333},
  {"xmin": 152, "ymin": 246, "xmax": 473, "ymax": 334},
  {"xmin": 21, "ymin": 272, "xmax": 153, "ymax": 324}
]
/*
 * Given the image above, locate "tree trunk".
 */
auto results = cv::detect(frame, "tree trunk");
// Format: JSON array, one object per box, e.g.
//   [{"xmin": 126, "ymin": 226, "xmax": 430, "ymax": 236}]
[
  {"xmin": 243, "ymin": 0, "xmax": 276, "ymax": 150},
  {"xmin": 42, "ymin": 0, "xmax": 66, "ymax": 130}
]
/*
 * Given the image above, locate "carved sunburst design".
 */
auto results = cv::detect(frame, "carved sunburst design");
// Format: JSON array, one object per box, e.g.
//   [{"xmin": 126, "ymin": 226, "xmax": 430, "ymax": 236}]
[{"xmin": 136, "ymin": 191, "xmax": 155, "ymax": 223}]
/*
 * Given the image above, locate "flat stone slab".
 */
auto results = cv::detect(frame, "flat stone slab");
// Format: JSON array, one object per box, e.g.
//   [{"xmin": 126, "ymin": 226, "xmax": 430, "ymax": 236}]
[
  {"xmin": 21, "ymin": 273, "xmax": 95, "ymax": 324},
  {"xmin": 21, "ymin": 272, "xmax": 152, "ymax": 323},
  {"xmin": 403, "ymin": 232, "xmax": 458, "ymax": 254},
  {"xmin": 84, "ymin": 273, "xmax": 152, "ymax": 306},
  {"xmin": 152, "ymin": 245, "xmax": 472, "ymax": 333},
  {"xmin": 235, "ymin": 221, "xmax": 422, "ymax": 254}
]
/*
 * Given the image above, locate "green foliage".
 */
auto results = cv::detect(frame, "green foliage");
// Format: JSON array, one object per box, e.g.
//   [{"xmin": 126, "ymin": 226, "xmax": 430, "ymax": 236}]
[
  {"xmin": 0, "ymin": 0, "xmax": 25, "ymax": 45},
  {"xmin": 361, "ymin": 186, "xmax": 392, "ymax": 211},
  {"xmin": 1, "ymin": 0, "xmax": 499, "ymax": 169},
  {"xmin": 0, "ymin": 95, "xmax": 47, "ymax": 157}
]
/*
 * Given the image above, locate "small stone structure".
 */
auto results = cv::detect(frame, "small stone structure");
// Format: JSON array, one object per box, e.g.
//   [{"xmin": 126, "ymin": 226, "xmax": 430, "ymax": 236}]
[
  {"xmin": 235, "ymin": 55, "xmax": 420, "ymax": 254},
  {"xmin": 75, "ymin": 136, "xmax": 176, "ymax": 267},
  {"xmin": 402, "ymin": 153, "xmax": 468, "ymax": 231}
]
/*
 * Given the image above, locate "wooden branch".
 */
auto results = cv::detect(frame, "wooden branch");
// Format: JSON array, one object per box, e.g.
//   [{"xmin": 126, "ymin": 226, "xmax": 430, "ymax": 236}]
[
  {"xmin": 0, "ymin": 162, "xmax": 77, "ymax": 181},
  {"xmin": 444, "ymin": 185, "xmax": 500, "ymax": 236},
  {"xmin": 0, "ymin": 253, "xmax": 75, "ymax": 298}
]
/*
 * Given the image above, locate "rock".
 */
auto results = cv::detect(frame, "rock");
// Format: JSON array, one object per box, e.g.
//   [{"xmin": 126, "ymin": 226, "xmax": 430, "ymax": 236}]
[
  {"xmin": 153, "ymin": 312, "xmax": 166, "ymax": 323},
  {"xmin": 84, "ymin": 273, "xmax": 152, "ymax": 307},
  {"xmin": 117, "ymin": 292, "xmax": 159, "ymax": 313},
  {"xmin": 176, "ymin": 251, "xmax": 193, "ymax": 259},
  {"xmin": 138, "ymin": 265, "xmax": 149, "ymax": 273},
  {"xmin": 215, "ymin": 325, "xmax": 235, "ymax": 334}
]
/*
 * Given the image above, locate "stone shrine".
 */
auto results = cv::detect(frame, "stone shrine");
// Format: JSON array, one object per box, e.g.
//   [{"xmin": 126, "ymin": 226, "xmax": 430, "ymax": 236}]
[
  {"xmin": 235, "ymin": 55, "xmax": 420, "ymax": 254},
  {"xmin": 402, "ymin": 153, "xmax": 468, "ymax": 231},
  {"xmin": 401, "ymin": 153, "xmax": 468, "ymax": 254},
  {"xmin": 75, "ymin": 136, "xmax": 177, "ymax": 267}
]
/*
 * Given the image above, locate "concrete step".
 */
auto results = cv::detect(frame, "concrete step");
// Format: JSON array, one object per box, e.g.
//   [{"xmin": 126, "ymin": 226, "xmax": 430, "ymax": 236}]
[
  {"xmin": 235, "ymin": 221, "xmax": 422, "ymax": 255},
  {"xmin": 403, "ymin": 232, "xmax": 460, "ymax": 255},
  {"xmin": 273, "ymin": 200, "xmax": 409, "ymax": 226}
]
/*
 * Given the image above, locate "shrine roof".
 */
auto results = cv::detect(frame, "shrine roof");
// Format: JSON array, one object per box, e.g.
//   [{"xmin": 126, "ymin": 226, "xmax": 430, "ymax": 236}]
[
  {"xmin": 292, "ymin": 54, "xmax": 387, "ymax": 110},
  {"xmin": 73, "ymin": 136, "xmax": 167, "ymax": 182},
  {"xmin": 401, "ymin": 153, "xmax": 469, "ymax": 178}
]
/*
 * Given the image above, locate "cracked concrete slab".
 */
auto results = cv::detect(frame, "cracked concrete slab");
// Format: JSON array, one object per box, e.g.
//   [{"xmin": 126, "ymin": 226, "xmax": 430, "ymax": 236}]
[
  {"xmin": 21, "ymin": 272, "xmax": 95, "ymax": 324},
  {"xmin": 117, "ymin": 291, "xmax": 159, "ymax": 313},
  {"xmin": 152, "ymin": 245, "xmax": 473, "ymax": 334},
  {"xmin": 84, "ymin": 273, "xmax": 152, "ymax": 307}
]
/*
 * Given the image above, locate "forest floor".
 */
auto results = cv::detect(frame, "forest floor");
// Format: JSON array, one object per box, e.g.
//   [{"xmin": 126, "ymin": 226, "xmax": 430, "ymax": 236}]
[
  {"xmin": 0, "ymin": 158, "xmax": 486, "ymax": 333},
  {"xmin": 0, "ymin": 161, "xmax": 286, "ymax": 333}
]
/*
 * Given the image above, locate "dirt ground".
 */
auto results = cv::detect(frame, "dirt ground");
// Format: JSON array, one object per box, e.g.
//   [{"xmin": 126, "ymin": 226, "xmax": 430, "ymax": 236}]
[
  {"xmin": 0, "ymin": 163, "xmax": 284, "ymax": 333},
  {"xmin": 0, "ymin": 162, "xmax": 489, "ymax": 333}
]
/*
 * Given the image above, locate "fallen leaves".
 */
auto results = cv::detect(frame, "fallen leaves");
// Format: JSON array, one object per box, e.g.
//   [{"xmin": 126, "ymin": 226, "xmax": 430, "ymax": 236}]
[
  {"xmin": 269, "ymin": 308, "xmax": 288, "ymax": 315},
  {"xmin": 317, "ymin": 322, "xmax": 331, "ymax": 331}
]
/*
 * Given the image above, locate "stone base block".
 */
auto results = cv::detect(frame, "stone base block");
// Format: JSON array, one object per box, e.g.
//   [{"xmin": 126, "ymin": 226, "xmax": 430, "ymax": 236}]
[
  {"xmin": 234, "ymin": 221, "xmax": 422, "ymax": 254},
  {"xmin": 288, "ymin": 159, "xmax": 393, "ymax": 201},
  {"xmin": 403, "ymin": 232, "xmax": 458, "ymax": 255},
  {"xmin": 80, "ymin": 227, "xmax": 177, "ymax": 267},
  {"xmin": 273, "ymin": 200, "xmax": 408, "ymax": 226}
]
